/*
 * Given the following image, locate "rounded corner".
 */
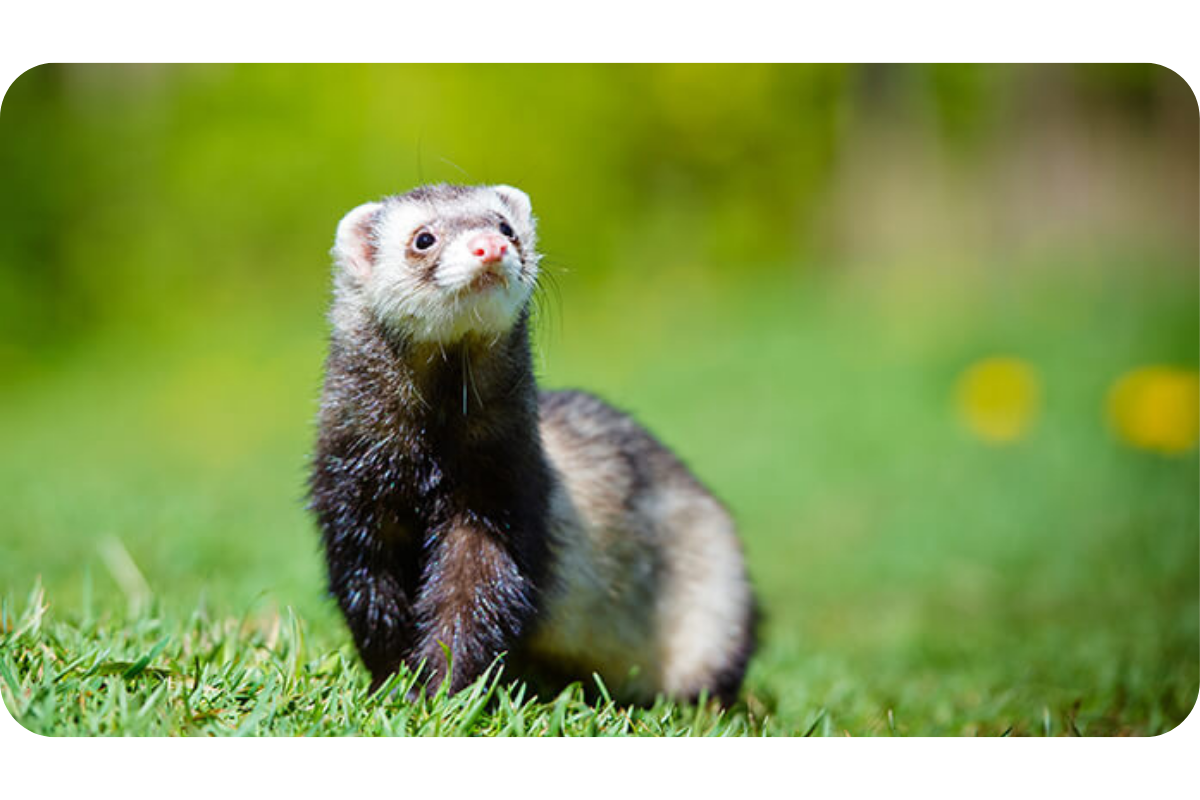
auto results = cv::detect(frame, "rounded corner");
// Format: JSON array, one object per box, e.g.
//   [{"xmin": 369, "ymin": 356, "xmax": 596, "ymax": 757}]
[
  {"xmin": 0, "ymin": 62, "xmax": 52, "ymax": 108},
  {"xmin": 0, "ymin": 62, "xmax": 59, "ymax": 120},
  {"xmin": 0, "ymin": 687, "xmax": 50, "ymax": 740},
  {"xmin": 1142, "ymin": 61, "xmax": 1200, "ymax": 109},
  {"xmin": 1152, "ymin": 690, "xmax": 1200, "ymax": 738},
  {"xmin": 1143, "ymin": 62, "xmax": 1199, "ymax": 119}
]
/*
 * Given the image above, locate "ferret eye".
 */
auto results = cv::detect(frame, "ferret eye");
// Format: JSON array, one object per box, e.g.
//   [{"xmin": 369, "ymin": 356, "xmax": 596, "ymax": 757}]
[
  {"xmin": 498, "ymin": 221, "xmax": 515, "ymax": 239},
  {"xmin": 414, "ymin": 230, "xmax": 437, "ymax": 251}
]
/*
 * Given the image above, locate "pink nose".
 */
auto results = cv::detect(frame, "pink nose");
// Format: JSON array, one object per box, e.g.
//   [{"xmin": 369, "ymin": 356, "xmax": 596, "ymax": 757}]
[{"xmin": 468, "ymin": 232, "xmax": 508, "ymax": 264}]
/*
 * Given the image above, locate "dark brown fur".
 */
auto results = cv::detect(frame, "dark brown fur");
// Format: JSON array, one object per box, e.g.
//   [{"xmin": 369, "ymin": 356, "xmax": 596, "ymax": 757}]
[{"xmin": 308, "ymin": 309, "xmax": 552, "ymax": 692}]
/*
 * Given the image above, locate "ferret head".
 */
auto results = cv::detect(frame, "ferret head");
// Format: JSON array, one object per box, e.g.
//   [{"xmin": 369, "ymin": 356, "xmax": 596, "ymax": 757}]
[{"xmin": 332, "ymin": 183, "xmax": 540, "ymax": 343}]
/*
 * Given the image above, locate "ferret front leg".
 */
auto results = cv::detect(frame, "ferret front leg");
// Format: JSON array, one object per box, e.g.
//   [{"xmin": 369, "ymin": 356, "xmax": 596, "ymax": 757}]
[
  {"xmin": 410, "ymin": 518, "xmax": 538, "ymax": 694},
  {"xmin": 324, "ymin": 543, "xmax": 415, "ymax": 693}
]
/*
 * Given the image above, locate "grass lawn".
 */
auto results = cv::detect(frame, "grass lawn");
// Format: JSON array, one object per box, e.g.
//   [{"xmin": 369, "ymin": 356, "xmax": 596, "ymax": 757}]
[{"xmin": 1, "ymin": 257, "xmax": 1196, "ymax": 736}]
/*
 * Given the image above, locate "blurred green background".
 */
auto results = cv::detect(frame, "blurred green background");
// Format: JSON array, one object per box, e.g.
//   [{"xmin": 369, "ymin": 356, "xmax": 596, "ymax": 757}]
[{"xmin": 1, "ymin": 64, "xmax": 1196, "ymax": 734}]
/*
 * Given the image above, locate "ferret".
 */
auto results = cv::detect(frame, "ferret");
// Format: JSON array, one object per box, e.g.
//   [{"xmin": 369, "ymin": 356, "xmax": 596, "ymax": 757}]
[{"xmin": 308, "ymin": 184, "xmax": 756, "ymax": 705}]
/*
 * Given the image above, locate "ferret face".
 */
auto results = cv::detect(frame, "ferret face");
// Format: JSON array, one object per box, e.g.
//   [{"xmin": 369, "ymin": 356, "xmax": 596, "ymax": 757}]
[{"xmin": 333, "ymin": 184, "xmax": 540, "ymax": 343}]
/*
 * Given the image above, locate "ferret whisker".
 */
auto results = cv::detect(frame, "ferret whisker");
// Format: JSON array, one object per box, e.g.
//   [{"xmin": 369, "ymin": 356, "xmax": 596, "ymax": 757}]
[
  {"xmin": 465, "ymin": 346, "xmax": 483, "ymax": 410},
  {"xmin": 438, "ymin": 156, "xmax": 473, "ymax": 180},
  {"xmin": 531, "ymin": 270, "xmax": 565, "ymax": 344},
  {"xmin": 537, "ymin": 252, "xmax": 574, "ymax": 275}
]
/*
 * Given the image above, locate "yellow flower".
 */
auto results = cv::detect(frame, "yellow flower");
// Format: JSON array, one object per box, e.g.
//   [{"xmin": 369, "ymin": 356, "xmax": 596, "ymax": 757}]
[
  {"xmin": 1107, "ymin": 366, "xmax": 1200, "ymax": 455},
  {"xmin": 955, "ymin": 357, "xmax": 1041, "ymax": 444}
]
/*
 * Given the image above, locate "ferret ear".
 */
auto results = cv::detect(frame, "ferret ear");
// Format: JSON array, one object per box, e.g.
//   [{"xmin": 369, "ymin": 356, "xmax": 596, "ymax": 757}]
[
  {"xmin": 492, "ymin": 185, "xmax": 534, "ymax": 225},
  {"xmin": 333, "ymin": 201, "xmax": 383, "ymax": 279}
]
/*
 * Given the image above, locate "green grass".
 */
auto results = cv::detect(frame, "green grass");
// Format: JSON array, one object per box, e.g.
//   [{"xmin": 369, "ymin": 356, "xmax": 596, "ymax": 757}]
[
  {"xmin": 1, "ymin": 581, "xmax": 758, "ymax": 736},
  {"xmin": 1, "ymin": 257, "xmax": 1197, "ymax": 736}
]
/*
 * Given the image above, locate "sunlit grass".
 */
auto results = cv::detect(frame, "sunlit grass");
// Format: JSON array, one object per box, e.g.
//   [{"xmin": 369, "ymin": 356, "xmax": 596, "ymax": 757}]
[
  {"xmin": 1, "ymin": 261, "xmax": 1197, "ymax": 735},
  {"xmin": 1, "ymin": 581, "xmax": 761, "ymax": 736}
]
